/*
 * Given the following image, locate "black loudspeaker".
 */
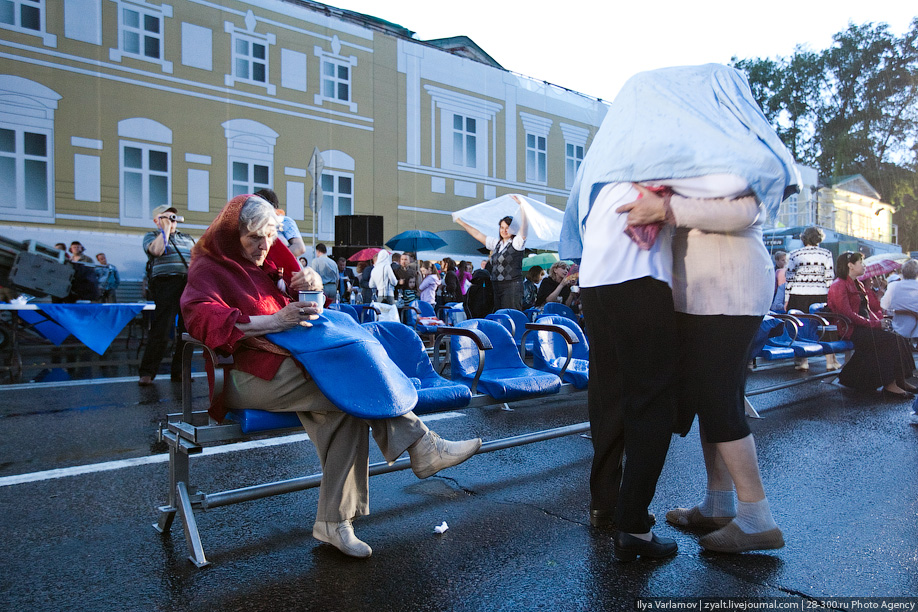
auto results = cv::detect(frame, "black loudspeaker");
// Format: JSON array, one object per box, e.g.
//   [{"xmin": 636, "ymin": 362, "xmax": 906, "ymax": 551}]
[{"xmin": 335, "ymin": 215, "xmax": 383, "ymax": 247}]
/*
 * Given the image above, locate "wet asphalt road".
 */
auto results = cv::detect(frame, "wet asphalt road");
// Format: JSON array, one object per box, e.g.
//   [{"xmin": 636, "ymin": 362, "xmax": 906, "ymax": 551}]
[{"xmin": 1, "ymin": 359, "xmax": 917, "ymax": 611}]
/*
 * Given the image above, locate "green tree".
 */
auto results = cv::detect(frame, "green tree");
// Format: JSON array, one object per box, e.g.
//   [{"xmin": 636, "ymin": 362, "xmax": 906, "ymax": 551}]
[{"xmin": 733, "ymin": 19, "xmax": 918, "ymax": 248}]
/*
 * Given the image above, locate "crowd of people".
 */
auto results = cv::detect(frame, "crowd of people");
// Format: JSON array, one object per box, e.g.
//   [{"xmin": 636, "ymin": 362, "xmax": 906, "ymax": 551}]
[{"xmin": 6, "ymin": 61, "xmax": 917, "ymax": 566}]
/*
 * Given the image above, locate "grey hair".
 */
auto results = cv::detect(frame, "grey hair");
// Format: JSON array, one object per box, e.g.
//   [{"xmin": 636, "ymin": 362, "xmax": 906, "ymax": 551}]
[
  {"xmin": 902, "ymin": 259, "xmax": 918, "ymax": 280},
  {"xmin": 239, "ymin": 196, "xmax": 279, "ymax": 235}
]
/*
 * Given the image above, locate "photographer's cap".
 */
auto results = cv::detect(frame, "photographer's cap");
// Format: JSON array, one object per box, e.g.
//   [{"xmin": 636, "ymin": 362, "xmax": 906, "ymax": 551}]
[{"xmin": 152, "ymin": 204, "xmax": 177, "ymax": 219}]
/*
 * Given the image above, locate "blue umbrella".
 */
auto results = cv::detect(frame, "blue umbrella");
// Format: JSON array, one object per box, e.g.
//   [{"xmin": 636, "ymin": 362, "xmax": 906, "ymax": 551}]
[{"xmin": 385, "ymin": 229, "xmax": 447, "ymax": 252}]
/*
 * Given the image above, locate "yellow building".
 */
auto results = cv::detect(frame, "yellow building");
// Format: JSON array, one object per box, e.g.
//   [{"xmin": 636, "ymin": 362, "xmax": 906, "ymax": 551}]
[{"xmin": 0, "ymin": 0, "xmax": 607, "ymax": 278}]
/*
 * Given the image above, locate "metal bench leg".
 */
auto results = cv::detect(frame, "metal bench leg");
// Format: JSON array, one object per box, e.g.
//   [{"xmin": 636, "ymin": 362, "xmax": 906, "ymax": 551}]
[
  {"xmin": 744, "ymin": 396, "xmax": 762, "ymax": 419},
  {"xmin": 176, "ymin": 481, "xmax": 209, "ymax": 568}
]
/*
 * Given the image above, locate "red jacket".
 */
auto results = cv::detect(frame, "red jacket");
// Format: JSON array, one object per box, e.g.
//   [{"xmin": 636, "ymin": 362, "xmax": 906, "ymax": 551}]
[
  {"xmin": 827, "ymin": 276, "xmax": 882, "ymax": 339},
  {"xmin": 181, "ymin": 194, "xmax": 302, "ymax": 420}
]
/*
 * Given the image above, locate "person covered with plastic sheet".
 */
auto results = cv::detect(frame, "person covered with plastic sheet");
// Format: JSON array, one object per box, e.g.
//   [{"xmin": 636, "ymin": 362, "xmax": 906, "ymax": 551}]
[
  {"xmin": 369, "ymin": 249, "xmax": 398, "ymax": 305},
  {"xmin": 828, "ymin": 251, "xmax": 916, "ymax": 397},
  {"xmin": 562, "ymin": 63, "xmax": 797, "ymax": 559},
  {"xmin": 180, "ymin": 195, "xmax": 481, "ymax": 559}
]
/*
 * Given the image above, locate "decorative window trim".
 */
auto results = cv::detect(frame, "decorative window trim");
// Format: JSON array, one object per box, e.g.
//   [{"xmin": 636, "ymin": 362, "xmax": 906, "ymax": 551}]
[
  {"xmin": 314, "ymin": 36, "xmax": 357, "ymax": 113},
  {"xmin": 0, "ymin": 0, "xmax": 56, "ymax": 47},
  {"xmin": 0, "ymin": 76, "xmax": 59, "ymax": 222},
  {"xmin": 318, "ymin": 168, "xmax": 354, "ymax": 241},
  {"xmin": 224, "ymin": 11, "xmax": 276, "ymax": 95},
  {"xmin": 109, "ymin": 0, "xmax": 173, "ymax": 73},
  {"xmin": 425, "ymin": 85, "xmax": 502, "ymax": 177},
  {"xmin": 222, "ymin": 119, "xmax": 278, "ymax": 199}
]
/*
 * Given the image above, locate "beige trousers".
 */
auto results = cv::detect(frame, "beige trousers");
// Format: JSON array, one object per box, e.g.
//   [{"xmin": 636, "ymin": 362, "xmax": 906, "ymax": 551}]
[{"xmin": 224, "ymin": 358, "xmax": 428, "ymax": 521}]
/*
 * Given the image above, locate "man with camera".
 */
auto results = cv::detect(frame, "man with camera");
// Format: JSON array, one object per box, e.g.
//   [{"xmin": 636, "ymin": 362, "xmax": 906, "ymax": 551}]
[{"xmin": 138, "ymin": 205, "xmax": 195, "ymax": 386}]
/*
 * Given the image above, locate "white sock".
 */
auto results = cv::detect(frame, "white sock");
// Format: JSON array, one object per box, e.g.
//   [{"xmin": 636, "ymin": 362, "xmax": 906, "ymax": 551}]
[
  {"xmin": 698, "ymin": 489, "xmax": 736, "ymax": 517},
  {"xmin": 734, "ymin": 498, "xmax": 778, "ymax": 533}
]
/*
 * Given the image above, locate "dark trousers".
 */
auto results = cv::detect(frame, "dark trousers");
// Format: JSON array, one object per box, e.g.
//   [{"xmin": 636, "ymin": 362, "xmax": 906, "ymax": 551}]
[
  {"xmin": 492, "ymin": 278, "xmax": 522, "ymax": 311},
  {"xmin": 581, "ymin": 277, "xmax": 678, "ymax": 533},
  {"xmin": 139, "ymin": 275, "xmax": 186, "ymax": 379}
]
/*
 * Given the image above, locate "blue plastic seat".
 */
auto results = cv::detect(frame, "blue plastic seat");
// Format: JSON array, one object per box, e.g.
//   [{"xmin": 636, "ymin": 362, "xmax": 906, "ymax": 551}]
[
  {"xmin": 494, "ymin": 308, "xmax": 535, "ymax": 356},
  {"xmin": 751, "ymin": 315, "xmax": 796, "ymax": 362},
  {"xmin": 541, "ymin": 301, "xmax": 579, "ymax": 323},
  {"xmin": 766, "ymin": 312, "xmax": 823, "ymax": 358},
  {"xmin": 327, "ymin": 302, "xmax": 361, "ymax": 324},
  {"xmin": 531, "ymin": 314, "xmax": 589, "ymax": 389},
  {"xmin": 450, "ymin": 319, "xmax": 561, "ymax": 401},
  {"xmin": 362, "ymin": 321, "xmax": 472, "ymax": 413},
  {"xmin": 402, "ymin": 300, "xmax": 442, "ymax": 335},
  {"xmin": 809, "ymin": 303, "xmax": 854, "ymax": 354}
]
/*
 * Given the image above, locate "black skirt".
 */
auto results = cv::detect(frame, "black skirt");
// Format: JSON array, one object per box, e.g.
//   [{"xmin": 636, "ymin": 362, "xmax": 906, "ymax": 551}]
[
  {"xmin": 838, "ymin": 326, "xmax": 915, "ymax": 390},
  {"xmin": 674, "ymin": 313, "xmax": 762, "ymax": 443}
]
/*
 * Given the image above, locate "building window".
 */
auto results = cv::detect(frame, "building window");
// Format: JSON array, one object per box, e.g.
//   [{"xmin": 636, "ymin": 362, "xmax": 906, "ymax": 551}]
[
  {"xmin": 222, "ymin": 119, "xmax": 278, "ymax": 201},
  {"xmin": 314, "ymin": 36, "xmax": 357, "ymax": 112},
  {"xmin": 230, "ymin": 160, "xmax": 271, "ymax": 197},
  {"xmin": 561, "ymin": 123, "xmax": 589, "ymax": 189},
  {"xmin": 0, "ymin": 125, "xmax": 52, "ymax": 218},
  {"xmin": 0, "ymin": 76, "xmax": 59, "ymax": 222},
  {"xmin": 565, "ymin": 143, "xmax": 583, "ymax": 188},
  {"xmin": 425, "ymin": 85, "xmax": 502, "ymax": 178},
  {"xmin": 224, "ymin": 13, "xmax": 276, "ymax": 95},
  {"xmin": 235, "ymin": 36, "xmax": 266, "ymax": 83},
  {"xmin": 453, "ymin": 114, "xmax": 478, "ymax": 169},
  {"xmin": 120, "ymin": 141, "xmax": 170, "ymax": 223},
  {"xmin": 110, "ymin": 0, "xmax": 173, "ymax": 73},
  {"xmin": 526, "ymin": 133, "xmax": 547, "ymax": 184},
  {"xmin": 0, "ymin": 0, "xmax": 55, "ymax": 46},
  {"xmin": 318, "ymin": 170, "xmax": 353, "ymax": 241}
]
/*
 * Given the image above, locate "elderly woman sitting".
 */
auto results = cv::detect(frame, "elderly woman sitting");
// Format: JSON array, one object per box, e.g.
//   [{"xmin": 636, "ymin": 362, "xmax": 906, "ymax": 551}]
[
  {"xmin": 180, "ymin": 195, "xmax": 481, "ymax": 558},
  {"xmin": 827, "ymin": 251, "xmax": 916, "ymax": 397},
  {"xmin": 881, "ymin": 259, "xmax": 918, "ymax": 338}
]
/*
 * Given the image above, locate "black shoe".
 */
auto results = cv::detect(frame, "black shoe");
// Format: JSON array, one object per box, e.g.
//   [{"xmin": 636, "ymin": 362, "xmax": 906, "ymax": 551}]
[
  {"xmin": 590, "ymin": 509, "xmax": 656, "ymax": 530},
  {"xmin": 613, "ymin": 531, "xmax": 677, "ymax": 562}
]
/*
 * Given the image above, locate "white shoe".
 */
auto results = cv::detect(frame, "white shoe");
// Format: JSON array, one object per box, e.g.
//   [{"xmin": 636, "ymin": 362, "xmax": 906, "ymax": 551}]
[
  {"xmin": 825, "ymin": 355, "xmax": 841, "ymax": 371},
  {"xmin": 408, "ymin": 431, "xmax": 482, "ymax": 479},
  {"xmin": 909, "ymin": 412, "xmax": 918, "ymax": 426},
  {"xmin": 313, "ymin": 520, "xmax": 372, "ymax": 558}
]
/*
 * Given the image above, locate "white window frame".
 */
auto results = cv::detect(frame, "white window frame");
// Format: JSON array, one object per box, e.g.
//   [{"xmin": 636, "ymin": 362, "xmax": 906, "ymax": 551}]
[
  {"xmin": 0, "ymin": 123, "xmax": 54, "ymax": 221},
  {"xmin": 318, "ymin": 169, "xmax": 354, "ymax": 242},
  {"xmin": 314, "ymin": 36, "xmax": 357, "ymax": 113},
  {"xmin": 119, "ymin": 140, "xmax": 171, "ymax": 227},
  {"xmin": 222, "ymin": 119, "xmax": 278, "ymax": 200},
  {"xmin": 425, "ymin": 85, "xmax": 502, "ymax": 178},
  {"xmin": 0, "ymin": 76, "xmax": 59, "ymax": 223},
  {"xmin": 561, "ymin": 123, "xmax": 589, "ymax": 190},
  {"xmin": 521, "ymin": 113, "xmax": 552, "ymax": 186},
  {"xmin": 229, "ymin": 159, "xmax": 272, "ymax": 198},
  {"xmin": 0, "ymin": 0, "xmax": 56, "ymax": 46},
  {"xmin": 109, "ymin": 0, "xmax": 173, "ymax": 73},
  {"xmin": 224, "ymin": 13, "xmax": 276, "ymax": 95}
]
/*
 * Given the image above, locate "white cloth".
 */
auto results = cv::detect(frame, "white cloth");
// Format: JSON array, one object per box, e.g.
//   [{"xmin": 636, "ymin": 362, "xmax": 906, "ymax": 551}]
[
  {"xmin": 579, "ymin": 182, "xmax": 674, "ymax": 288},
  {"xmin": 452, "ymin": 193, "xmax": 561, "ymax": 251}
]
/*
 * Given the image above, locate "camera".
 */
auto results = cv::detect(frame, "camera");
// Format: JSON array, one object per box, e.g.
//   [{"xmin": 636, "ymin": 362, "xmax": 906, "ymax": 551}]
[{"xmin": 161, "ymin": 213, "xmax": 184, "ymax": 222}]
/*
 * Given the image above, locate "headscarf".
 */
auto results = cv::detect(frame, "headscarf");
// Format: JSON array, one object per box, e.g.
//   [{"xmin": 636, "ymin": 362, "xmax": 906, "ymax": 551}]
[{"xmin": 561, "ymin": 64, "xmax": 799, "ymax": 260}]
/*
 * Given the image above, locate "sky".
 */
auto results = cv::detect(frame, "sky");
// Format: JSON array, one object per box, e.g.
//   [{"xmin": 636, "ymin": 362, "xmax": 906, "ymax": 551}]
[{"xmin": 322, "ymin": 0, "xmax": 916, "ymax": 102}]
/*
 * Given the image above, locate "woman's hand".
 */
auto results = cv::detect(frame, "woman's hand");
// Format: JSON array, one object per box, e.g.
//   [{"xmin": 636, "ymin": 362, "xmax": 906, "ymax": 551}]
[
  {"xmin": 275, "ymin": 301, "xmax": 321, "ymax": 329},
  {"xmin": 615, "ymin": 184, "xmax": 670, "ymax": 225},
  {"xmin": 290, "ymin": 267, "xmax": 322, "ymax": 292}
]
